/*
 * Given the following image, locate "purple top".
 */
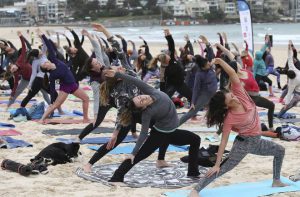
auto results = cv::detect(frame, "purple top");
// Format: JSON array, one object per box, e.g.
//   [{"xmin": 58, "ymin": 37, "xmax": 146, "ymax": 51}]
[
  {"xmin": 265, "ymin": 53, "xmax": 274, "ymax": 67},
  {"xmin": 192, "ymin": 68, "xmax": 218, "ymax": 105},
  {"xmin": 42, "ymin": 34, "xmax": 76, "ymax": 102}
]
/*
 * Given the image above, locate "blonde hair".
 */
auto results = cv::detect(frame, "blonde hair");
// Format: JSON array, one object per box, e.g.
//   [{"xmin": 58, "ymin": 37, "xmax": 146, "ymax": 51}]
[
  {"xmin": 119, "ymin": 108, "xmax": 132, "ymax": 126},
  {"xmin": 149, "ymin": 53, "xmax": 167, "ymax": 69},
  {"xmin": 99, "ymin": 78, "xmax": 118, "ymax": 106}
]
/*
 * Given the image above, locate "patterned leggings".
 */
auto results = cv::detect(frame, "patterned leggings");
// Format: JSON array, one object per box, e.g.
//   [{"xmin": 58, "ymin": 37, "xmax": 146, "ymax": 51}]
[
  {"xmin": 278, "ymin": 91, "xmax": 300, "ymax": 118},
  {"xmin": 194, "ymin": 135, "xmax": 285, "ymax": 192}
]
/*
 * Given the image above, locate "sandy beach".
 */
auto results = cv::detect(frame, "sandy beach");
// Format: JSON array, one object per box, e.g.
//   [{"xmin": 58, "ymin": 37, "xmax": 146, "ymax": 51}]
[{"xmin": 0, "ymin": 26, "xmax": 299, "ymax": 197}]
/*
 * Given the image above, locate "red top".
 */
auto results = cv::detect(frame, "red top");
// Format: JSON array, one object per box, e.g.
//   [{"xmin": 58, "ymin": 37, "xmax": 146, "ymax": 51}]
[
  {"xmin": 240, "ymin": 69, "xmax": 260, "ymax": 93},
  {"xmin": 222, "ymin": 82, "xmax": 261, "ymax": 136},
  {"xmin": 12, "ymin": 36, "xmax": 32, "ymax": 96},
  {"xmin": 242, "ymin": 54, "xmax": 253, "ymax": 71}
]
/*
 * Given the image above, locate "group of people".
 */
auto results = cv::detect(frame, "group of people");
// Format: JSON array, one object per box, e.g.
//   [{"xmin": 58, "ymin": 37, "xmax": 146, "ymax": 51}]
[{"xmin": 1, "ymin": 23, "xmax": 299, "ymax": 196}]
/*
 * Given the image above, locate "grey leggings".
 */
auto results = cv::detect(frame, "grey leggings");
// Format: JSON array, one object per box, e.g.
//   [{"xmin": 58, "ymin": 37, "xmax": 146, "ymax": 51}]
[
  {"xmin": 194, "ymin": 135, "xmax": 285, "ymax": 192},
  {"xmin": 278, "ymin": 91, "xmax": 300, "ymax": 118},
  {"xmin": 91, "ymin": 81, "xmax": 100, "ymax": 116},
  {"xmin": 8, "ymin": 78, "xmax": 49, "ymax": 107},
  {"xmin": 179, "ymin": 91, "xmax": 215, "ymax": 126}
]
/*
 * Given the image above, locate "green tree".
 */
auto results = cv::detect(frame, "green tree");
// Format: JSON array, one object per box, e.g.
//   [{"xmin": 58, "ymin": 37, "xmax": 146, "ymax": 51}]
[
  {"xmin": 145, "ymin": 0, "xmax": 157, "ymax": 10},
  {"xmin": 106, "ymin": 0, "xmax": 117, "ymax": 10},
  {"xmin": 128, "ymin": 0, "xmax": 141, "ymax": 7},
  {"xmin": 204, "ymin": 8, "xmax": 225, "ymax": 23}
]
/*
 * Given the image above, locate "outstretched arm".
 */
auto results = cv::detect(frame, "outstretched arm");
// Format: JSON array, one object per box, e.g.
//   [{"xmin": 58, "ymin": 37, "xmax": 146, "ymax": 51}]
[
  {"xmin": 213, "ymin": 58, "xmax": 240, "ymax": 84},
  {"xmin": 164, "ymin": 29, "xmax": 175, "ymax": 60}
]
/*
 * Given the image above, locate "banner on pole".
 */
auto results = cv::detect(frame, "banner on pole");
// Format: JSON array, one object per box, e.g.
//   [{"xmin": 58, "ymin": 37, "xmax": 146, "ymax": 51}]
[{"xmin": 237, "ymin": 0, "xmax": 254, "ymax": 54}]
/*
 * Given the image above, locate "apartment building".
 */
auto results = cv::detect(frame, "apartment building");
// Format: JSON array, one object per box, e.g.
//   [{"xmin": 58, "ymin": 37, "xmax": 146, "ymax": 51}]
[{"xmin": 185, "ymin": 0, "xmax": 209, "ymax": 18}]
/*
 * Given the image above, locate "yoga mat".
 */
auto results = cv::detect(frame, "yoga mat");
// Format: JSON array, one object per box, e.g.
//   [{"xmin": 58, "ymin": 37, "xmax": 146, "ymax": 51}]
[
  {"xmin": 0, "ymin": 129, "xmax": 22, "ymax": 136},
  {"xmin": 0, "ymin": 122, "xmax": 15, "ymax": 128},
  {"xmin": 258, "ymin": 111, "xmax": 298, "ymax": 118},
  {"xmin": 178, "ymin": 126, "xmax": 218, "ymax": 133},
  {"xmin": 273, "ymin": 118, "xmax": 300, "ymax": 124},
  {"xmin": 205, "ymin": 134, "xmax": 271, "ymax": 143},
  {"xmin": 73, "ymin": 110, "xmax": 83, "ymax": 116},
  {"xmin": 76, "ymin": 160, "xmax": 207, "ymax": 188},
  {"xmin": 57, "ymin": 135, "xmax": 137, "ymax": 144},
  {"xmin": 42, "ymin": 127, "xmax": 115, "ymax": 136},
  {"xmin": 163, "ymin": 177, "xmax": 300, "ymax": 197},
  {"xmin": 34, "ymin": 119, "xmax": 89, "ymax": 125},
  {"xmin": 52, "ymin": 110, "xmax": 83, "ymax": 117},
  {"xmin": 0, "ymin": 99, "xmax": 36, "ymax": 104},
  {"xmin": 88, "ymin": 144, "xmax": 189, "ymax": 154},
  {"xmin": 0, "ymin": 136, "xmax": 32, "ymax": 149}
]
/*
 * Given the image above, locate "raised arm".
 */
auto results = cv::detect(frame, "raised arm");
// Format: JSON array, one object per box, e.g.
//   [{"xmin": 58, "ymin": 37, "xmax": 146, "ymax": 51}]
[
  {"xmin": 200, "ymin": 35, "xmax": 215, "ymax": 61},
  {"xmin": 215, "ymin": 43, "xmax": 235, "ymax": 61},
  {"xmin": 184, "ymin": 34, "xmax": 194, "ymax": 55},
  {"xmin": 23, "ymin": 36, "xmax": 32, "ymax": 50},
  {"xmin": 40, "ymin": 32, "xmax": 56, "ymax": 61},
  {"xmin": 17, "ymin": 32, "xmax": 27, "ymax": 63},
  {"xmin": 66, "ymin": 27, "xmax": 81, "ymax": 48},
  {"xmin": 164, "ymin": 29, "xmax": 175, "ymax": 60},
  {"xmin": 213, "ymin": 58, "xmax": 240, "ymax": 84}
]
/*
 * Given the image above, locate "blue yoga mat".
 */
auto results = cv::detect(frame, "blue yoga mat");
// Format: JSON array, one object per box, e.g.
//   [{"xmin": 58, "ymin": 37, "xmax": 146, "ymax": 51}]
[
  {"xmin": 206, "ymin": 134, "xmax": 271, "ymax": 143},
  {"xmin": 0, "ymin": 122, "xmax": 15, "ymax": 128},
  {"xmin": 73, "ymin": 110, "xmax": 83, "ymax": 116},
  {"xmin": 52, "ymin": 110, "xmax": 83, "ymax": 117},
  {"xmin": 0, "ymin": 136, "xmax": 32, "ymax": 149},
  {"xmin": 164, "ymin": 177, "xmax": 300, "ymax": 197},
  {"xmin": 57, "ymin": 135, "xmax": 137, "ymax": 144},
  {"xmin": 88, "ymin": 144, "xmax": 189, "ymax": 154}
]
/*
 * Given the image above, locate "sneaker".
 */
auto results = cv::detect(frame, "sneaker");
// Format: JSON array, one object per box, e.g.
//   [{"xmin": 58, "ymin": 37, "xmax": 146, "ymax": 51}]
[{"xmin": 13, "ymin": 114, "xmax": 28, "ymax": 122}]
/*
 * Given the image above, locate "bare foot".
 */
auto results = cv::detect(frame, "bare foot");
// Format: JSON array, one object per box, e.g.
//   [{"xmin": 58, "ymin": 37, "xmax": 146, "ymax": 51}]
[
  {"xmin": 156, "ymin": 160, "xmax": 173, "ymax": 168},
  {"xmin": 188, "ymin": 189, "xmax": 200, "ymax": 197},
  {"xmin": 83, "ymin": 163, "xmax": 92, "ymax": 173},
  {"xmin": 272, "ymin": 179, "xmax": 290, "ymax": 187},
  {"xmin": 83, "ymin": 119, "xmax": 90, "ymax": 123},
  {"xmin": 109, "ymin": 182, "xmax": 127, "ymax": 187},
  {"xmin": 191, "ymin": 117, "xmax": 198, "ymax": 121},
  {"xmin": 131, "ymin": 132, "xmax": 139, "ymax": 139}
]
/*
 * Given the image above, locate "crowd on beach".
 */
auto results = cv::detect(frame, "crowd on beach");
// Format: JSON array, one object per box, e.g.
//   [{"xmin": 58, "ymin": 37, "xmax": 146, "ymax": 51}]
[{"xmin": 1, "ymin": 22, "xmax": 300, "ymax": 196}]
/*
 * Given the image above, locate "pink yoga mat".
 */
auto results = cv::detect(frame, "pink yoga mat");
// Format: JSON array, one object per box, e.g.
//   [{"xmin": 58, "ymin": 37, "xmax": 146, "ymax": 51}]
[{"xmin": 0, "ymin": 129, "xmax": 22, "ymax": 136}]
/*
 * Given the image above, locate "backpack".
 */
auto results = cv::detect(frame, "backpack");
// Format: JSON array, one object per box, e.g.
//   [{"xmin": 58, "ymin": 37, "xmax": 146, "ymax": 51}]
[
  {"xmin": 28, "ymin": 102, "xmax": 45, "ymax": 120},
  {"xmin": 276, "ymin": 125, "xmax": 300, "ymax": 141}
]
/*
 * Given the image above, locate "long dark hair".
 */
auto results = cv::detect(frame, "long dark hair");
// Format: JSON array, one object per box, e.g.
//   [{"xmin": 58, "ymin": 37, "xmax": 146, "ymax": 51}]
[
  {"xmin": 40, "ymin": 66, "xmax": 50, "ymax": 89},
  {"xmin": 206, "ymin": 91, "xmax": 228, "ymax": 130},
  {"xmin": 26, "ymin": 49, "xmax": 39, "ymax": 63}
]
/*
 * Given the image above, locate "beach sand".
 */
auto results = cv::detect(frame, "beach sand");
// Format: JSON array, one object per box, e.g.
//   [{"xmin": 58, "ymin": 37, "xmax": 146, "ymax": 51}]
[{"xmin": 0, "ymin": 26, "xmax": 299, "ymax": 197}]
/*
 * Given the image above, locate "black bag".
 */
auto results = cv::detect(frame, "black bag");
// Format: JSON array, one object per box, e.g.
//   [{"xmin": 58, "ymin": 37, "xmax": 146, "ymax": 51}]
[{"xmin": 180, "ymin": 145, "xmax": 229, "ymax": 167}]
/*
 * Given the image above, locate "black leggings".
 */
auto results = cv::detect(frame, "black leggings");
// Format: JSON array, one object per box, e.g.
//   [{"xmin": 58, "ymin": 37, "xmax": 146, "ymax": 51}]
[
  {"xmin": 250, "ymin": 95, "xmax": 274, "ymax": 129},
  {"xmin": 109, "ymin": 128, "xmax": 201, "ymax": 182},
  {"xmin": 89, "ymin": 126, "xmax": 169, "ymax": 165},
  {"xmin": 255, "ymin": 74, "xmax": 272, "ymax": 86},
  {"xmin": 166, "ymin": 83, "xmax": 192, "ymax": 102},
  {"xmin": 21, "ymin": 77, "xmax": 50, "ymax": 107}
]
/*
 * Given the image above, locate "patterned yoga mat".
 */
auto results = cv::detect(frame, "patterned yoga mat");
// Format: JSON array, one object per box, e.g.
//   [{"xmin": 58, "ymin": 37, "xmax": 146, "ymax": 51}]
[{"xmin": 76, "ymin": 160, "xmax": 208, "ymax": 189}]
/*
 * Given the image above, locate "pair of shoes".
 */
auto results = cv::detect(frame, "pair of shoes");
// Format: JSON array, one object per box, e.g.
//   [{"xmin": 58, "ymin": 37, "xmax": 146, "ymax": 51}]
[{"xmin": 13, "ymin": 114, "xmax": 28, "ymax": 122}]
